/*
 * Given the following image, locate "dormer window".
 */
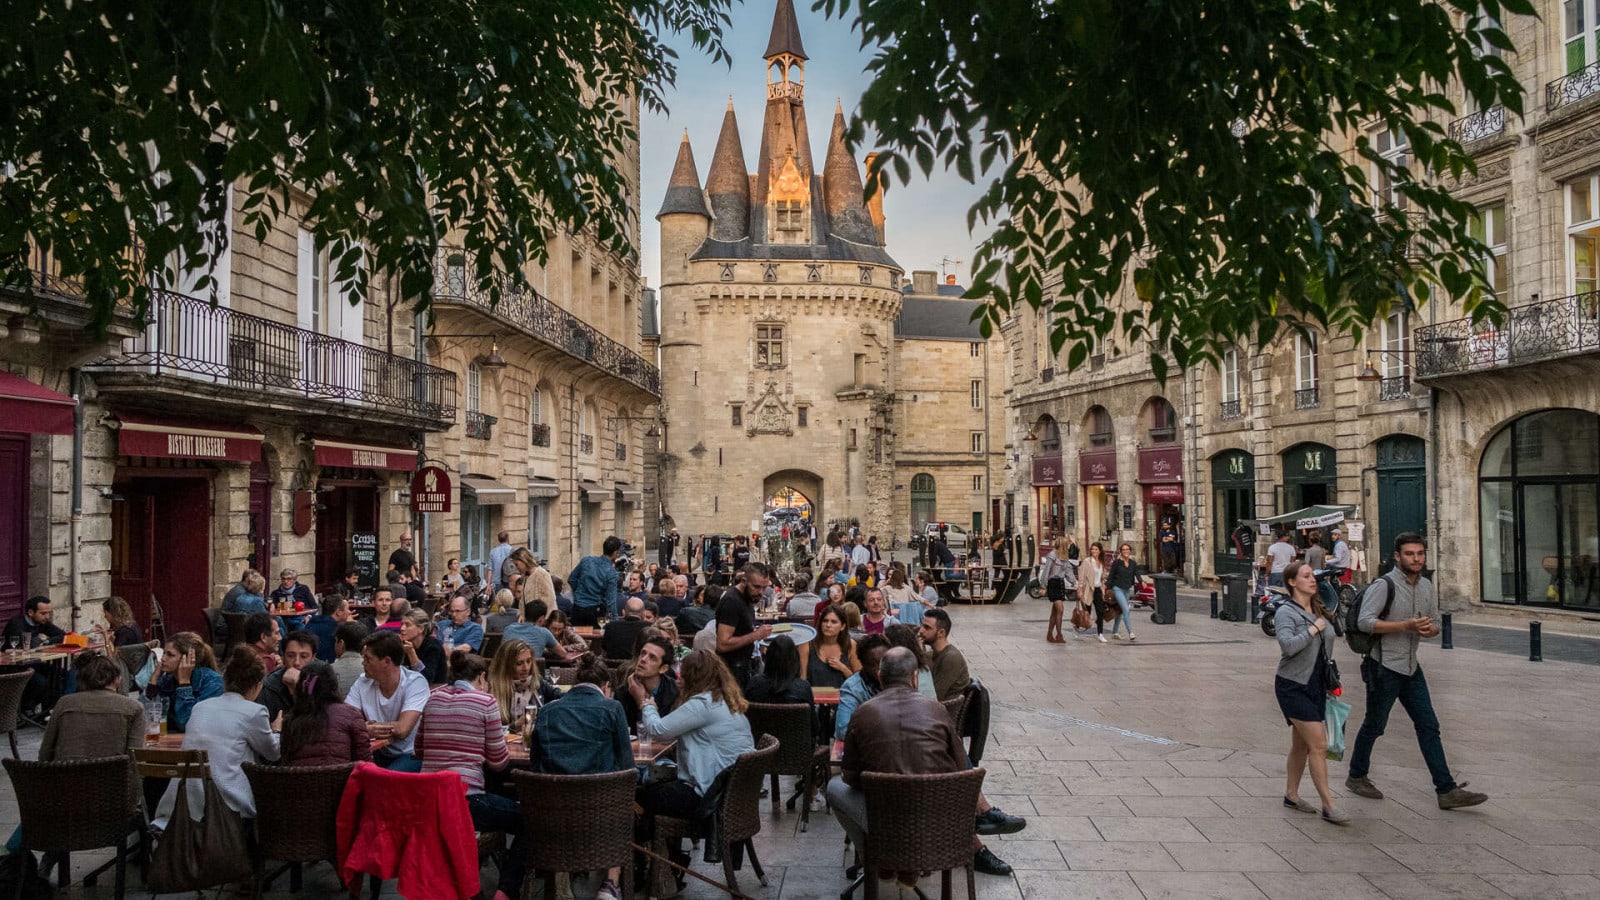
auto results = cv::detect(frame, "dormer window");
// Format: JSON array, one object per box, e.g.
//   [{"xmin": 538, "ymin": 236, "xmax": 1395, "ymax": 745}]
[{"xmin": 776, "ymin": 201, "xmax": 805, "ymax": 233}]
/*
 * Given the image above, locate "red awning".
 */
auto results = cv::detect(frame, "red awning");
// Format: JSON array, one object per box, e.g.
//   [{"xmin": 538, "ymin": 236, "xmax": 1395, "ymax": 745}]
[
  {"xmin": 0, "ymin": 372, "xmax": 75, "ymax": 436},
  {"xmin": 313, "ymin": 437, "xmax": 417, "ymax": 472},
  {"xmin": 116, "ymin": 414, "xmax": 262, "ymax": 462}
]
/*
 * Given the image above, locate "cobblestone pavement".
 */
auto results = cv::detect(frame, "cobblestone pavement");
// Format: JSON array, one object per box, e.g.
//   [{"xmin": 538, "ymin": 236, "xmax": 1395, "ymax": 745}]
[{"xmin": 3, "ymin": 594, "xmax": 1597, "ymax": 898}]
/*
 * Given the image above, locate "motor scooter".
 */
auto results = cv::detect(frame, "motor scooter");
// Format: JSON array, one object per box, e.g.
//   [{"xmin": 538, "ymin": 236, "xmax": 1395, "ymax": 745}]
[{"xmin": 1259, "ymin": 567, "xmax": 1347, "ymax": 636}]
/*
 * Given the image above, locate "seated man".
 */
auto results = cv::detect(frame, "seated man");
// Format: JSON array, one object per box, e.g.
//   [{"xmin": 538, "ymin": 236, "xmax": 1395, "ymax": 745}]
[
  {"xmin": 345, "ymin": 630, "xmax": 429, "ymax": 771},
  {"xmin": 674, "ymin": 587, "xmax": 715, "ymax": 635},
  {"xmin": 652, "ymin": 577, "xmax": 685, "ymax": 620},
  {"xmin": 601, "ymin": 596, "xmax": 649, "ymax": 661},
  {"xmin": 359, "ymin": 586, "xmax": 402, "ymax": 632},
  {"xmin": 4, "ymin": 596, "xmax": 68, "ymax": 718},
  {"xmin": 269, "ymin": 568, "xmax": 316, "ymax": 611},
  {"xmin": 833, "ymin": 635, "xmax": 890, "ymax": 741},
  {"xmin": 437, "ymin": 597, "xmax": 484, "ymax": 653},
  {"xmin": 828, "ymin": 648, "xmax": 1016, "ymax": 882},
  {"xmin": 784, "ymin": 575, "xmax": 824, "ymax": 621},
  {"xmin": 331, "ymin": 621, "xmax": 368, "ymax": 691},
  {"xmin": 503, "ymin": 600, "xmax": 564, "ymax": 663},
  {"xmin": 257, "ymin": 629, "xmax": 318, "ymax": 720},
  {"xmin": 304, "ymin": 595, "xmax": 349, "ymax": 663},
  {"xmin": 243, "ymin": 612, "xmax": 283, "ymax": 675},
  {"xmin": 640, "ymin": 600, "xmax": 660, "ymax": 625},
  {"xmin": 617, "ymin": 634, "xmax": 679, "ymax": 730}
]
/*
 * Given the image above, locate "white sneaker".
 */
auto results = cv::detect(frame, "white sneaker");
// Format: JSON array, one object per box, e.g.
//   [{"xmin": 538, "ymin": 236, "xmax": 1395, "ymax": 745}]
[
  {"xmin": 1111, "ymin": 633, "xmax": 1124, "ymax": 640},
  {"xmin": 1096, "ymin": 634, "xmax": 1107, "ymax": 643},
  {"xmin": 1128, "ymin": 633, "xmax": 1137, "ymax": 641}
]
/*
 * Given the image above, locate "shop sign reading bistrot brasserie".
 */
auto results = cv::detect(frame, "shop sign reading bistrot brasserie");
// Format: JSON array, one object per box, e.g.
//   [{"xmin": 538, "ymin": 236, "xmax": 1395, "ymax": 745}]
[{"xmin": 411, "ymin": 465, "xmax": 453, "ymax": 513}]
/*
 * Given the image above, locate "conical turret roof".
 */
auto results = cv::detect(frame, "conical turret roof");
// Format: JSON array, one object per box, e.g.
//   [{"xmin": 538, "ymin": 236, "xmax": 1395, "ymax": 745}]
[
  {"xmin": 705, "ymin": 100, "xmax": 751, "ymax": 241},
  {"xmin": 823, "ymin": 102, "xmax": 878, "ymax": 245},
  {"xmin": 657, "ymin": 132, "xmax": 710, "ymax": 219},
  {"xmin": 764, "ymin": 0, "xmax": 808, "ymax": 60}
]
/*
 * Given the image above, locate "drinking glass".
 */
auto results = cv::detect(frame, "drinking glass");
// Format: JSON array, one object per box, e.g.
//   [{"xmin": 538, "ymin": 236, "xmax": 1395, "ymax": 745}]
[{"xmin": 142, "ymin": 698, "xmax": 163, "ymax": 742}]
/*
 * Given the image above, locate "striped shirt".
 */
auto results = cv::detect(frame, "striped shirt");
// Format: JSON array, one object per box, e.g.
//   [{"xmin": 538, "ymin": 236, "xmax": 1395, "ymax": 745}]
[{"xmin": 416, "ymin": 685, "xmax": 508, "ymax": 794}]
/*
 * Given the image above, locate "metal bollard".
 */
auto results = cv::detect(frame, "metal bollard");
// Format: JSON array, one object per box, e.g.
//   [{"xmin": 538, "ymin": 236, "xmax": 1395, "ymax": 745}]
[
  {"xmin": 1530, "ymin": 621, "xmax": 1542, "ymax": 662},
  {"xmin": 1210, "ymin": 591, "xmax": 1219, "ymax": 619},
  {"xmin": 1441, "ymin": 612, "xmax": 1452, "ymax": 649},
  {"xmin": 1250, "ymin": 592, "xmax": 1259, "ymax": 624}
]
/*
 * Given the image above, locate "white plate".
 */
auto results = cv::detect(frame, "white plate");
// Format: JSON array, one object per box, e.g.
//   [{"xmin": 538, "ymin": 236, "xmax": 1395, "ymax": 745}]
[{"xmin": 758, "ymin": 622, "xmax": 817, "ymax": 647}]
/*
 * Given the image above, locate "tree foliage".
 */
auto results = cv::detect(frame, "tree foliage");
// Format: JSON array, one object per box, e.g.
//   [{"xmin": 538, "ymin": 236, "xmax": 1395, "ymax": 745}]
[
  {"xmin": 0, "ymin": 0, "xmax": 732, "ymax": 331},
  {"xmin": 830, "ymin": 0, "xmax": 1535, "ymax": 371}
]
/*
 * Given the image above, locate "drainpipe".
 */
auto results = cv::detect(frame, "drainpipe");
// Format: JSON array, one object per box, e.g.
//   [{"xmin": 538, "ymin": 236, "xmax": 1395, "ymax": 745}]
[
  {"xmin": 69, "ymin": 368, "xmax": 84, "ymax": 632},
  {"xmin": 415, "ymin": 309, "xmax": 430, "ymax": 581}
]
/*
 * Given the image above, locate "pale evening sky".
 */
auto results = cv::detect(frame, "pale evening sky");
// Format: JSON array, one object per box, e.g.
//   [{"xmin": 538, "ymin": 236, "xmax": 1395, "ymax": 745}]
[{"xmin": 638, "ymin": 1, "xmax": 989, "ymax": 289}]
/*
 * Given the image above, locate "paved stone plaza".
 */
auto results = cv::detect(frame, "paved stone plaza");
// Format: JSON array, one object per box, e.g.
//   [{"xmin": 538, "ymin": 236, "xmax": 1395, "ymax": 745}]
[{"xmin": 4, "ymin": 593, "xmax": 1597, "ymax": 899}]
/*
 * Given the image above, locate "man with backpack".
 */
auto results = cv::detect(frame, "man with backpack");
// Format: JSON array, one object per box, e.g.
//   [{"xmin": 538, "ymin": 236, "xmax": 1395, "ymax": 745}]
[{"xmin": 1344, "ymin": 532, "xmax": 1487, "ymax": 810}]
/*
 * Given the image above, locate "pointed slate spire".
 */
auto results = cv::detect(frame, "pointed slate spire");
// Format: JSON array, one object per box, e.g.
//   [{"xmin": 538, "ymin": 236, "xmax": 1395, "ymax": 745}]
[
  {"xmin": 704, "ymin": 100, "xmax": 751, "ymax": 241},
  {"xmin": 823, "ymin": 102, "xmax": 877, "ymax": 245},
  {"xmin": 764, "ymin": 0, "xmax": 809, "ymax": 61},
  {"xmin": 657, "ymin": 131, "xmax": 710, "ymax": 219}
]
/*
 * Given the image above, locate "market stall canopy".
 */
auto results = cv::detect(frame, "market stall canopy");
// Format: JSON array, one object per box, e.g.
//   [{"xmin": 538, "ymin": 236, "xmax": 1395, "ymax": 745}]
[
  {"xmin": 1248, "ymin": 505, "xmax": 1357, "ymax": 530},
  {"xmin": 0, "ymin": 372, "xmax": 75, "ymax": 435}
]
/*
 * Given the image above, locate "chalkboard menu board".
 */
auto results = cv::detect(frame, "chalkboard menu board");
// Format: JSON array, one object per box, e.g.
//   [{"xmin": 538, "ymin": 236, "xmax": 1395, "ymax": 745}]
[{"xmin": 351, "ymin": 532, "xmax": 379, "ymax": 590}]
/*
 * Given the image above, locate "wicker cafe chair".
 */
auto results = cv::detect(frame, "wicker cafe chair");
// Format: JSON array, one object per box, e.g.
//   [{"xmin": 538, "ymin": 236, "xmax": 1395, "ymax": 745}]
[
  {"xmin": 857, "ymin": 768, "xmax": 985, "ymax": 900},
  {"xmin": 545, "ymin": 666, "xmax": 577, "ymax": 686},
  {"xmin": 222, "ymin": 611, "xmax": 249, "ymax": 652},
  {"xmin": 510, "ymin": 769, "xmax": 636, "ymax": 900},
  {"xmin": 0, "ymin": 669, "xmax": 33, "ymax": 758},
  {"xmin": 4, "ymin": 755, "xmax": 137, "ymax": 899},
  {"xmin": 745, "ymin": 702, "xmax": 828, "ymax": 831},
  {"xmin": 939, "ymin": 695, "xmax": 968, "ymax": 731},
  {"xmin": 481, "ymin": 631, "xmax": 504, "ymax": 660},
  {"xmin": 654, "ymin": 733, "xmax": 780, "ymax": 897},
  {"xmin": 244, "ymin": 762, "xmax": 355, "ymax": 897}
]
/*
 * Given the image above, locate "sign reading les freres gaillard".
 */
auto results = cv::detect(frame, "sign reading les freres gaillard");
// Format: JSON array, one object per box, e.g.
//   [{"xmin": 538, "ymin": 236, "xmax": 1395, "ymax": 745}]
[{"xmin": 411, "ymin": 464, "xmax": 452, "ymax": 513}]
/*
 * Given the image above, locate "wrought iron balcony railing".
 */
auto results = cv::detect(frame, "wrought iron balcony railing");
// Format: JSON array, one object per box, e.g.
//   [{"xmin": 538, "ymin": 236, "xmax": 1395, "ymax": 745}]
[
  {"xmin": 1415, "ymin": 290, "xmax": 1600, "ymax": 379},
  {"xmin": 1219, "ymin": 399, "xmax": 1243, "ymax": 421},
  {"xmin": 1549, "ymin": 62, "xmax": 1600, "ymax": 111},
  {"xmin": 434, "ymin": 248, "xmax": 660, "ymax": 397},
  {"xmin": 1446, "ymin": 105, "xmax": 1506, "ymax": 145},
  {"xmin": 530, "ymin": 422, "xmax": 551, "ymax": 448},
  {"xmin": 87, "ymin": 288, "xmax": 457, "ymax": 424},
  {"xmin": 579, "ymin": 433, "xmax": 594, "ymax": 455},
  {"xmin": 465, "ymin": 411, "xmax": 496, "ymax": 440},
  {"xmin": 1379, "ymin": 376, "xmax": 1413, "ymax": 401},
  {"xmin": 1294, "ymin": 387, "xmax": 1320, "ymax": 410}
]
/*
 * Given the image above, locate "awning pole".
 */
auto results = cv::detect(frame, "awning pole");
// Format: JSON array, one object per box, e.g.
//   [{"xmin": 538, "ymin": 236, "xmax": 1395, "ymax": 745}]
[{"xmin": 69, "ymin": 368, "xmax": 84, "ymax": 632}]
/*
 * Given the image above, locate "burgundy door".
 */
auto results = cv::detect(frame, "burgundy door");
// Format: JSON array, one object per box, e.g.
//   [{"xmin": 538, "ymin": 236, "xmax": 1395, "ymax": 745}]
[
  {"xmin": 0, "ymin": 434, "xmax": 29, "ymax": 622},
  {"xmin": 249, "ymin": 469, "xmax": 272, "ymax": 574},
  {"xmin": 314, "ymin": 485, "xmax": 378, "ymax": 594},
  {"xmin": 113, "ymin": 478, "xmax": 213, "ymax": 637}
]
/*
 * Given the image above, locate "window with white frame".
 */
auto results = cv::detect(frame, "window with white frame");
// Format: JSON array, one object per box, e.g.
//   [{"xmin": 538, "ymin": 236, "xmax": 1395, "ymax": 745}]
[
  {"xmin": 298, "ymin": 229, "xmax": 332, "ymax": 335},
  {"xmin": 972, "ymin": 474, "xmax": 984, "ymax": 491},
  {"xmin": 1470, "ymin": 203, "xmax": 1509, "ymax": 297},
  {"xmin": 1295, "ymin": 334, "xmax": 1319, "ymax": 392},
  {"xmin": 531, "ymin": 385, "xmax": 543, "ymax": 426},
  {"xmin": 1380, "ymin": 311, "xmax": 1409, "ymax": 380},
  {"xmin": 1567, "ymin": 174, "xmax": 1600, "ymax": 295},
  {"xmin": 1370, "ymin": 125, "xmax": 1410, "ymax": 210},
  {"xmin": 970, "ymin": 432, "xmax": 984, "ymax": 454},
  {"xmin": 1220, "ymin": 347, "xmax": 1241, "ymax": 404},
  {"xmin": 970, "ymin": 342, "xmax": 981, "ymax": 357},
  {"xmin": 970, "ymin": 380, "xmax": 983, "ymax": 409},
  {"xmin": 1566, "ymin": 0, "xmax": 1600, "ymax": 74},
  {"xmin": 466, "ymin": 361, "xmax": 482, "ymax": 414}
]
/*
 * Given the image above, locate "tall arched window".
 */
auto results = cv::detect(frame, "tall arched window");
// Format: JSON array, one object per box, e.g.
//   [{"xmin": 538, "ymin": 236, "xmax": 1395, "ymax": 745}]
[
  {"xmin": 910, "ymin": 474, "xmax": 937, "ymax": 534},
  {"xmin": 1479, "ymin": 409, "xmax": 1600, "ymax": 608}
]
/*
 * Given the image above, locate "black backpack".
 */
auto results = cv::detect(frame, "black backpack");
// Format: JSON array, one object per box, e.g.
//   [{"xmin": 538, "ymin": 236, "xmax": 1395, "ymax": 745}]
[{"xmin": 1344, "ymin": 574, "xmax": 1394, "ymax": 656}]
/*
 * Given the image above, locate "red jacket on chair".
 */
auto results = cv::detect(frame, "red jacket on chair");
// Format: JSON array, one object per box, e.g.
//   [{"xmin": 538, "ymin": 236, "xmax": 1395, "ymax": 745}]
[{"xmin": 336, "ymin": 761, "xmax": 480, "ymax": 900}]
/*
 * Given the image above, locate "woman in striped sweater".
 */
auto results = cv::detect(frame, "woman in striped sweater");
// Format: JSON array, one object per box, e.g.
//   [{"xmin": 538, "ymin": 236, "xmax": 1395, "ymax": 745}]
[{"xmin": 416, "ymin": 650, "xmax": 521, "ymax": 900}]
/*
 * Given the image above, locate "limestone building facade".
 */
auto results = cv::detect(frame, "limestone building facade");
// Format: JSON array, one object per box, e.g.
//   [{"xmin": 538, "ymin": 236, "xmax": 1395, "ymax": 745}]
[
  {"xmin": 656, "ymin": 0, "xmax": 905, "ymax": 538},
  {"xmin": 1005, "ymin": 1, "xmax": 1600, "ymax": 625}
]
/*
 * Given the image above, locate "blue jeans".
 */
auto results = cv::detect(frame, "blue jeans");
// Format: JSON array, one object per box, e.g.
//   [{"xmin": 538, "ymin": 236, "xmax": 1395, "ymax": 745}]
[
  {"xmin": 374, "ymin": 750, "xmax": 422, "ymax": 773},
  {"xmin": 1347, "ymin": 659, "xmax": 1456, "ymax": 794},
  {"xmin": 1268, "ymin": 572, "xmax": 1285, "ymax": 588},
  {"xmin": 467, "ymin": 791, "xmax": 525, "ymax": 896},
  {"xmin": 1110, "ymin": 587, "xmax": 1133, "ymax": 635}
]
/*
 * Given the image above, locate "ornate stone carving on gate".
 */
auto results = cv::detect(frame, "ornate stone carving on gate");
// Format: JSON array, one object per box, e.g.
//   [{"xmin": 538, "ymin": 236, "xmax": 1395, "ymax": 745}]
[{"xmin": 746, "ymin": 378, "xmax": 794, "ymax": 436}]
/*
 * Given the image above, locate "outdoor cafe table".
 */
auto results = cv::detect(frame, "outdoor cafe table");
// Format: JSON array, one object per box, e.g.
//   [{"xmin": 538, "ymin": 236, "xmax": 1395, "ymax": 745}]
[
  {"xmin": 148, "ymin": 730, "xmax": 675, "ymax": 768},
  {"xmin": 0, "ymin": 644, "xmax": 89, "ymax": 668}
]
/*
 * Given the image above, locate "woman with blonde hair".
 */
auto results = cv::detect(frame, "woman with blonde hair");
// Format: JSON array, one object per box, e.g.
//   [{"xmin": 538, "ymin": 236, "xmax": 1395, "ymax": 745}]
[
  {"xmin": 1077, "ymin": 542, "xmax": 1109, "ymax": 642},
  {"xmin": 630, "ymin": 650, "xmax": 754, "ymax": 892},
  {"xmin": 487, "ymin": 638, "xmax": 558, "ymax": 726},
  {"xmin": 98, "ymin": 596, "xmax": 143, "ymax": 646},
  {"xmin": 401, "ymin": 609, "xmax": 447, "ymax": 684},
  {"xmin": 882, "ymin": 564, "xmax": 925, "ymax": 626}
]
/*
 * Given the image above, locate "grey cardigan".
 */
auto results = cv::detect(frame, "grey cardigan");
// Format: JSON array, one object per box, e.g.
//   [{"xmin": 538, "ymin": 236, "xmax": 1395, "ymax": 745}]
[{"xmin": 1274, "ymin": 600, "xmax": 1335, "ymax": 686}]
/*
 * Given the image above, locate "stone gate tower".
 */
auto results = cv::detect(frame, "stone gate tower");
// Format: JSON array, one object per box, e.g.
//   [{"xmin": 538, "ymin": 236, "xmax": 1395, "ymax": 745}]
[{"xmin": 656, "ymin": 0, "xmax": 904, "ymax": 538}]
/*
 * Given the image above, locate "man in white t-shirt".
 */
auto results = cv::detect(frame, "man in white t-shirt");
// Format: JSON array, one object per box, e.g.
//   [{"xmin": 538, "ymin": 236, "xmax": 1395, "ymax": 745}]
[
  {"xmin": 1263, "ymin": 532, "xmax": 1297, "ymax": 588},
  {"xmin": 346, "ymin": 630, "xmax": 431, "ymax": 771}
]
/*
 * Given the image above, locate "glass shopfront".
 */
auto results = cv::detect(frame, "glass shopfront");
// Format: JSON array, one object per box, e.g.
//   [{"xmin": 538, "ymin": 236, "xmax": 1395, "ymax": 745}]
[
  {"xmin": 1212, "ymin": 450, "xmax": 1256, "ymax": 577},
  {"xmin": 1479, "ymin": 409, "xmax": 1600, "ymax": 609}
]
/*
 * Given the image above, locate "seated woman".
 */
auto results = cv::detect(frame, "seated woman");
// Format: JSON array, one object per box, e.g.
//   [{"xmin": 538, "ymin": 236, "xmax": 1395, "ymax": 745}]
[
  {"xmin": 154, "ymin": 632, "xmax": 223, "ymax": 733},
  {"xmin": 487, "ymin": 638, "xmax": 560, "ymax": 728},
  {"xmin": 279, "ymin": 661, "xmax": 372, "ymax": 767},
  {"xmin": 42, "ymin": 653, "xmax": 145, "ymax": 809},
  {"xmin": 530, "ymin": 653, "xmax": 632, "ymax": 900},
  {"xmin": 543, "ymin": 608, "xmax": 589, "ymax": 658},
  {"xmin": 744, "ymin": 635, "xmax": 814, "ymax": 706},
  {"xmin": 223, "ymin": 571, "xmax": 269, "ymax": 614},
  {"xmin": 631, "ymin": 650, "xmax": 754, "ymax": 893},
  {"xmin": 416, "ymin": 651, "xmax": 523, "ymax": 900},
  {"xmin": 96, "ymin": 596, "xmax": 144, "ymax": 647},
  {"xmin": 483, "ymin": 589, "xmax": 521, "ymax": 633},
  {"xmin": 798, "ymin": 605, "xmax": 859, "ymax": 691},
  {"xmin": 400, "ymin": 609, "xmax": 447, "ymax": 685},
  {"xmin": 158, "ymin": 646, "xmax": 280, "ymax": 821}
]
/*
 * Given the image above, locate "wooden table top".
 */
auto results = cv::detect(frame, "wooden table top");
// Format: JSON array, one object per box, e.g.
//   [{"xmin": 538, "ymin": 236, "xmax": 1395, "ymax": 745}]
[
  {"xmin": 505, "ymin": 734, "xmax": 674, "ymax": 766},
  {"xmin": 0, "ymin": 644, "xmax": 89, "ymax": 667}
]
